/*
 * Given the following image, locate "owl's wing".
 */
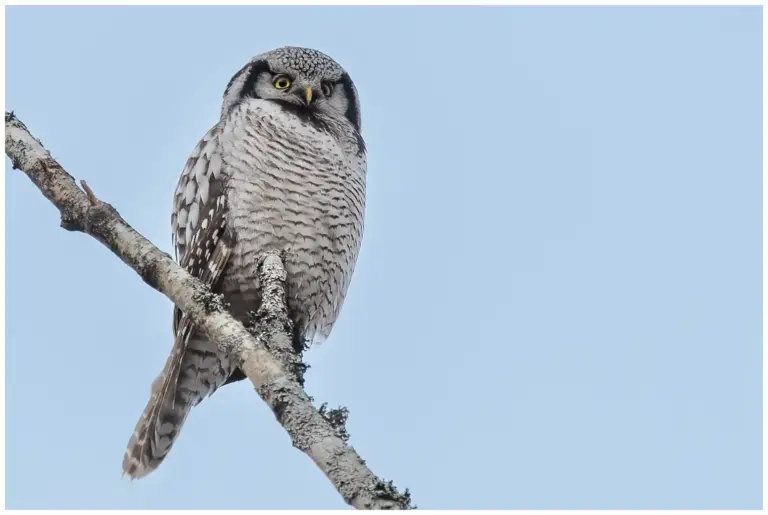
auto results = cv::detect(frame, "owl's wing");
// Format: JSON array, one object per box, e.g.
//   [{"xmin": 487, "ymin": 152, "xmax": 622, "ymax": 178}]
[
  {"xmin": 123, "ymin": 123, "xmax": 235, "ymax": 478},
  {"xmin": 170, "ymin": 122, "xmax": 232, "ymax": 351},
  {"xmin": 166, "ymin": 121, "xmax": 233, "ymax": 404}
]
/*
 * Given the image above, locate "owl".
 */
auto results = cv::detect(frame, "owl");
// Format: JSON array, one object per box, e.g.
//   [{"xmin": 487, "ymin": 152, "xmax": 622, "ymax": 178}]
[{"xmin": 122, "ymin": 46, "xmax": 366, "ymax": 479}]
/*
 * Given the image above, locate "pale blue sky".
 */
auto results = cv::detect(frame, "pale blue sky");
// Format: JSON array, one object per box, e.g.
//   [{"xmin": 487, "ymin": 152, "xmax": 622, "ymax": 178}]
[{"xmin": 5, "ymin": 5, "xmax": 762, "ymax": 510}]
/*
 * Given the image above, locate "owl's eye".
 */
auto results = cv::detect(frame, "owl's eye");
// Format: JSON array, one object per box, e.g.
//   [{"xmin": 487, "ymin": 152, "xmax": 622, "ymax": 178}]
[
  {"xmin": 273, "ymin": 76, "xmax": 291, "ymax": 89},
  {"xmin": 321, "ymin": 81, "xmax": 333, "ymax": 97}
]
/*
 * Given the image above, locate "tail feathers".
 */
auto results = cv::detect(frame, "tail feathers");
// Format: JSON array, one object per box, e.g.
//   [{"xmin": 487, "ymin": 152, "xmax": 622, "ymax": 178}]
[
  {"xmin": 122, "ymin": 336, "xmax": 235, "ymax": 479},
  {"xmin": 122, "ymin": 375, "xmax": 193, "ymax": 479}
]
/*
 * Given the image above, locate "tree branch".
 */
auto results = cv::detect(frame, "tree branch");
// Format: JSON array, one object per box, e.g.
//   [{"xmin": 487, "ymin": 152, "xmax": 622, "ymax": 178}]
[{"xmin": 5, "ymin": 111, "xmax": 413, "ymax": 510}]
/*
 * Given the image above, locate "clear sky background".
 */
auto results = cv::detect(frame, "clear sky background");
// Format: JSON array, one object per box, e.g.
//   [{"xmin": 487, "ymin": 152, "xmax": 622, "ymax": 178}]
[{"xmin": 4, "ymin": 5, "xmax": 762, "ymax": 510}]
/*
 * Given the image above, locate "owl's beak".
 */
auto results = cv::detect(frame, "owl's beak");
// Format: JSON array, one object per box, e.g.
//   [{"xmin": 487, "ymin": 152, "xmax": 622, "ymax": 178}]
[{"xmin": 304, "ymin": 87, "xmax": 313, "ymax": 105}]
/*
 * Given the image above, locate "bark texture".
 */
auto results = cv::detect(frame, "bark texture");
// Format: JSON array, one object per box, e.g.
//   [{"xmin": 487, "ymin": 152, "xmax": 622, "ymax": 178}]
[{"xmin": 5, "ymin": 111, "xmax": 413, "ymax": 510}]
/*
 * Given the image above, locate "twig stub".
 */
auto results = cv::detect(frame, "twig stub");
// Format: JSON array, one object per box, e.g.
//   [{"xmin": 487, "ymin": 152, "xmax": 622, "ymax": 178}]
[{"xmin": 80, "ymin": 180, "xmax": 99, "ymax": 206}]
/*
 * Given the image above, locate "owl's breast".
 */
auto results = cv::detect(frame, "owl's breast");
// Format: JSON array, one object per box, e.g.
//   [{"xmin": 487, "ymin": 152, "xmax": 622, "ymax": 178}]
[{"xmin": 216, "ymin": 100, "xmax": 366, "ymax": 340}]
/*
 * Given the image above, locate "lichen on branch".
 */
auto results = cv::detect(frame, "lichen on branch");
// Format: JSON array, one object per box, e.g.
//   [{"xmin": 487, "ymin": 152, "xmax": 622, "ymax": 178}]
[{"xmin": 5, "ymin": 110, "xmax": 413, "ymax": 510}]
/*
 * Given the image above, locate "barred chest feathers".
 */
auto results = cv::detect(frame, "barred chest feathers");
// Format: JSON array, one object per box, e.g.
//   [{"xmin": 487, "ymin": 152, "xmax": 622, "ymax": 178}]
[{"xmin": 218, "ymin": 99, "xmax": 366, "ymax": 344}]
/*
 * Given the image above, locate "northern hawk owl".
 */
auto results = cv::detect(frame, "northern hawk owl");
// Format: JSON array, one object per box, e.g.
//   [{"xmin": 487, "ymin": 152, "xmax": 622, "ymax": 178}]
[{"xmin": 123, "ymin": 46, "xmax": 366, "ymax": 478}]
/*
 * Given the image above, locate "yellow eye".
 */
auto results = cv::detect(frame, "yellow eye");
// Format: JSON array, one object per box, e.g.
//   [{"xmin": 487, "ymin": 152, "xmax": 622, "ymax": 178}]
[{"xmin": 274, "ymin": 76, "xmax": 291, "ymax": 89}]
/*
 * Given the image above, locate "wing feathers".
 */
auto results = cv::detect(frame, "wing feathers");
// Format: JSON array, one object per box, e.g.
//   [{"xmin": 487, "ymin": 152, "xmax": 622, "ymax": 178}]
[{"xmin": 123, "ymin": 123, "xmax": 234, "ymax": 479}]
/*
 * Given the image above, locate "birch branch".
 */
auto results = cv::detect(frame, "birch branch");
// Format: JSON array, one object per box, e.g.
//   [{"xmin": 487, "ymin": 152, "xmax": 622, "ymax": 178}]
[{"xmin": 5, "ymin": 111, "xmax": 413, "ymax": 510}]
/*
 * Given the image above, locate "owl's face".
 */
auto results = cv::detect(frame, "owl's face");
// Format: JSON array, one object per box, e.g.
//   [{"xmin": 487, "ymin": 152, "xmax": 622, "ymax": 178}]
[{"xmin": 221, "ymin": 46, "xmax": 362, "ymax": 134}]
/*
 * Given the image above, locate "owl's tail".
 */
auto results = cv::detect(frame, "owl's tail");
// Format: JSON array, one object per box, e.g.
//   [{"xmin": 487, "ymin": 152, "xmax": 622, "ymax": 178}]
[
  {"xmin": 121, "ymin": 377, "xmax": 193, "ymax": 479},
  {"xmin": 122, "ymin": 334, "xmax": 234, "ymax": 479}
]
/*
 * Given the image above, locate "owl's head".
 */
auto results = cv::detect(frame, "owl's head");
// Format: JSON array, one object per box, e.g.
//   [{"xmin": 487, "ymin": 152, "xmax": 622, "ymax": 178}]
[{"xmin": 221, "ymin": 46, "xmax": 362, "ymax": 133}]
